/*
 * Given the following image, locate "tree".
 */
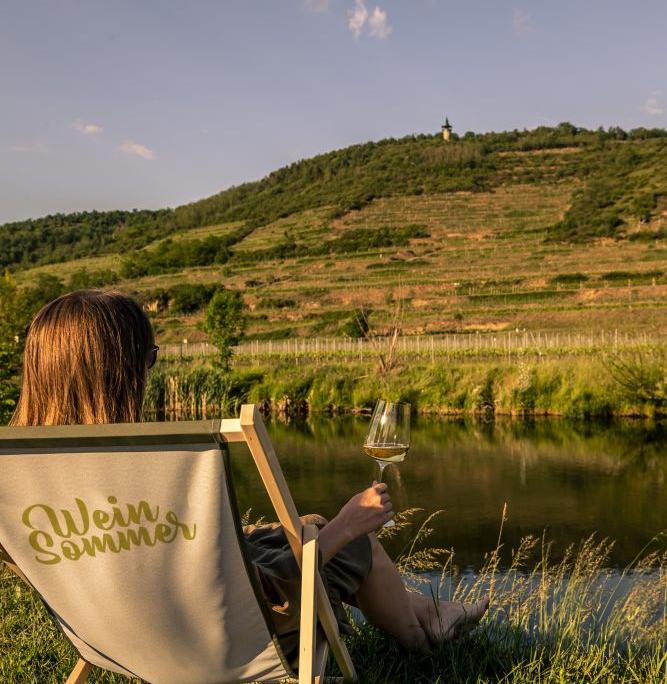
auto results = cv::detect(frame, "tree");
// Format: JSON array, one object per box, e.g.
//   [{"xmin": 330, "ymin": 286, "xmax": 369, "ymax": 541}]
[
  {"xmin": 0, "ymin": 273, "xmax": 26, "ymax": 423},
  {"xmin": 0, "ymin": 271, "xmax": 72, "ymax": 423},
  {"xmin": 0, "ymin": 341, "xmax": 20, "ymax": 423},
  {"xmin": 20, "ymin": 273, "xmax": 64, "ymax": 312},
  {"xmin": 203, "ymin": 289, "xmax": 247, "ymax": 369}
]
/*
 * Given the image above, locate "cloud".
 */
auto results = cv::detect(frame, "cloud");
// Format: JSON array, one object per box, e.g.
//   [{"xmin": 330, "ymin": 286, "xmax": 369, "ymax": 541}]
[
  {"xmin": 347, "ymin": 0, "xmax": 391, "ymax": 39},
  {"xmin": 642, "ymin": 93, "xmax": 664, "ymax": 116},
  {"xmin": 73, "ymin": 119, "xmax": 104, "ymax": 136},
  {"xmin": 368, "ymin": 6, "xmax": 392, "ymax": 39},
  {"xmin": 119, "ymin": 140, "xmax": 156, "ymax": 160},
  {"xmin": 347, "ymin": 0, "xmax": 368, "ymax": 38},
  {"xmin": 304, "ymin": 0, "xmax": 330, "ymax": 11},
  {"xmin": 513, "ymin": 9, "xmax": 534, "ymax": 36},
  {"xmin": 9, "ymin": 140, "xmax": 49, "ymax": 153}
]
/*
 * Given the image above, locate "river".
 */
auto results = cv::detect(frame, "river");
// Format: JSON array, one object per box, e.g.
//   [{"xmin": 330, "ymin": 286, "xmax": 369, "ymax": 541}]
[{"xmin": 227, "ymin": 416, "xmax": 666, "ymax": 570}]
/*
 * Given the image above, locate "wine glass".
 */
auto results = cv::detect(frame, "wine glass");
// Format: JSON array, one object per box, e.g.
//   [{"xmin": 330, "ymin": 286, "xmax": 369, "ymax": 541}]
[{"xmin": 363, "ymin": 400, "xmax": 411, "ymax": 528}]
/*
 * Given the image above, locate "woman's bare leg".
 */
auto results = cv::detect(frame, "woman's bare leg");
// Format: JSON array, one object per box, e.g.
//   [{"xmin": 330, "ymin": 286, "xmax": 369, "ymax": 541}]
[
  {"xmin": 355, "ymin": 534, "xmax": 489, "ymax": 649},
  {"xmin": 354, "ymin": 533, "xmax": 429, "ymax": 650},
  {"xmin": 314, "ymin": 484, "xmax": 489, "ymax": 649}
]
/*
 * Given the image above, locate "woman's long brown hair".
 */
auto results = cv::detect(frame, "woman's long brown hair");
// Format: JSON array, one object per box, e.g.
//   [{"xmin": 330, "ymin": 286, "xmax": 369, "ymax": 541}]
[{"xmin": 11, "ymin": 290, "xmax": 154, "ymax": 426}]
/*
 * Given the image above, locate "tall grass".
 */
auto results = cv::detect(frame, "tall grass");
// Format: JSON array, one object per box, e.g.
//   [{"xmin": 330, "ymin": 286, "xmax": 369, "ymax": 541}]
[
  {"xmin": 337, "ymin": 509, "xmax": 667, "ymax": 683},
  {"xmin": 2, "ymin": 509, "xmax": 664, "ymax": 683}
]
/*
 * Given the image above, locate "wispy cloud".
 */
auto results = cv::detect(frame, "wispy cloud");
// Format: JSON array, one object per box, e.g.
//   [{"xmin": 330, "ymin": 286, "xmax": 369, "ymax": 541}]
[
  {"xmin": 347, "ymin": 0, "xmax": 391, "ymax": 40},
  {"xmin": 513, "ymin": 9, "xmax": 534, "ymax": 37},
  {"xmin": 73, "ymin": 119, "xmax": 104, "ymax": 136},
  {"xmin": 368, "ymin": 6, "xmax": 392, "ymax": 39},
  {"xmin": 10, "ymin": 139, "xmax": 49, "ymax": 153},
  {"xmin": 119, "ymin": 140, "xmax": 156, "ymax": 160},
  {"xmin": 642, "ymin": 93, "xmax": 664, "ymax": 116},
  {"xmin": 304, "ymin": 0, "xmax": 330, "ymax": 11}
]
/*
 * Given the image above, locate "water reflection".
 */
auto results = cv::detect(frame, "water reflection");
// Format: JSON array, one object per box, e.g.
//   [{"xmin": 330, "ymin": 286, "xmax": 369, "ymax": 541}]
[{"xmin": 228, "ymin": 417, "xmax": 666, "ymax": 570}]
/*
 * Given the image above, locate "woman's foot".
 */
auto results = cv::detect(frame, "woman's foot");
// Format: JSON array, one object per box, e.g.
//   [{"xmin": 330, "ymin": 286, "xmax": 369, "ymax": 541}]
[{"xmin": 415, "ymin": 596, "xmax": 489, "ymax": 644}]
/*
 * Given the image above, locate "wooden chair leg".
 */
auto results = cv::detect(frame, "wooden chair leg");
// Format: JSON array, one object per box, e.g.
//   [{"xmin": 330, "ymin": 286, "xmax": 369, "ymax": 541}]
[
  {"xmin": 66, "ymin": 659, "xmax": 92, "ymax": 684},
  {"xmin": 313, "ymin": 641, "xmax": 330, "ymax": 684},
  {"xmin": 298, "ymin": 524, "xmax": 319, "ymax": 684}
]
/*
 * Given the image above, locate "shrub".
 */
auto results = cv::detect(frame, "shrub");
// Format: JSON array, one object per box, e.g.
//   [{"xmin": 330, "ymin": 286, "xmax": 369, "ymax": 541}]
[
  {"xmin": 0, "ymin": 342, "xmax": 20, "ymax": 424},
  {"xmin": 203, "ymin": 289, "xmax": 247, "ymax": 369},
  {"xmin": 605, "ymin": 352, "xmax": 666, "ymax": 410},
  {"xmin": 120, "ymin": 224, "xmax": 253, "ymax": 278},
  {"xmin": 549, "ymin": 272, "xmax": 589, "ymax": 286},
  {"xmin": 339, "ymin": 308, "xmax": 371, "ymax": 338},
  {"xmin": 257, "ymin": 297, "xmax": 297, "ymax": 309},
  {"xmin": 168, "ymin": 283, "xmax": 218, "ymax": 314},
  {"xmin": 67, "ymin": 267, "xmax": 118, "ymax": 290},
  {"xmin": 121, "ymin": 236, "xmax": 231, "ymax": 278},
  {"xmin": 601, "ymin": 270, "xmax": 633, "ymax": 281}
]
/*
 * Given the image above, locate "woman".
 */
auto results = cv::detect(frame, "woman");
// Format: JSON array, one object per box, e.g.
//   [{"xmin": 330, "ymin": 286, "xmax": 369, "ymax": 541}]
[{"xmin": 10, "ymin": 289, "xmax": 488, "ymax": 664}]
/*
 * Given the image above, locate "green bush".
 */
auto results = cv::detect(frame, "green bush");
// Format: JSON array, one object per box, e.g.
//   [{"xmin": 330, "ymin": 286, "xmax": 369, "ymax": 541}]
[
  {"xmin": 257, "ymin": 297, "xmax": 297, "ymax": 309},
  {"xmin": 168, "ymin": 283, "xmax": 218, "ymax": 313},
  {"xmin": 0, "ymin": 342, "xmax": 20, "ymax": 424},
  {"xmin": 549, "ymin": 272, "xmax": 589, "ymax": 285},
  {"xmin": 67, "ymin": 267, "xmax": 119, "ymax": 290},
  {"xmin": 121, "ymin": 235, "xmax": 232, "ymax": 278},
  {"xmin": 203, "ymin": 289, "xmax": 247, "ymax": 369},
  {"xmin": 0, "ymin": 273, "xmax": 73, "ymax": 423}
]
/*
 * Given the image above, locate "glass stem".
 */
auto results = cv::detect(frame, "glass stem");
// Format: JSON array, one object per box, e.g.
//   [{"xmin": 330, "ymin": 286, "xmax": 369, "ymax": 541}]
[{"xmin": 377, "ymin": 461, "xmax": 387, "ymax": 483}]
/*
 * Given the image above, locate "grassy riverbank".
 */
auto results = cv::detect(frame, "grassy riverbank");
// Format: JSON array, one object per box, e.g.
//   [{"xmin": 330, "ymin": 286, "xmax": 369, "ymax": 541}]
[
  {"xmin": 145, "ymin": 353, "xmax": 666, "ymax": 419},
  {"xmin": 2, "ymin": 521, "xmax": 664, "ymax": 683}
]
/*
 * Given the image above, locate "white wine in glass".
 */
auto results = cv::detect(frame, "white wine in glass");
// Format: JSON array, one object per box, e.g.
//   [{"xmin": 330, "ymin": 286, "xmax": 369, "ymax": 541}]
[{"xmin": 363, "ymin": 400, "xmax": 411, "ymax": 528}]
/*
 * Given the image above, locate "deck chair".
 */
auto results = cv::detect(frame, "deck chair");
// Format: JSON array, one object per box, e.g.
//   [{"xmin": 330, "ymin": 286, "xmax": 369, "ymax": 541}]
[{"xmin": 0, "ymin": 404, "xmax": 357, "ymax": 684}]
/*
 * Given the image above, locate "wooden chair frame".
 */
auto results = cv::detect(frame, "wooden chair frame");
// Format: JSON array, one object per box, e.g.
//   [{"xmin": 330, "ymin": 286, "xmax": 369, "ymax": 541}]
[{"xmin": 0, "ymin": 404, "xmax": 357, "ymax": 684}]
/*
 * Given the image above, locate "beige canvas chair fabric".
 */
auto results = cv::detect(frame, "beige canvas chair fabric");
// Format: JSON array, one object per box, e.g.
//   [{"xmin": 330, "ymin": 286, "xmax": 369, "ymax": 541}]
[{"xmin": 0, "ymin": 422, "xmax": 290, "ymax": 683}]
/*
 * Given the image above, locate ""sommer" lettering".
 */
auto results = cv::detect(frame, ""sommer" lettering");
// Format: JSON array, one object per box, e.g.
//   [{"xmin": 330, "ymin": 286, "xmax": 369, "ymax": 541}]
[{"xmin": 22, "ymin": 496, "xmax": 196, "ymax": 565}]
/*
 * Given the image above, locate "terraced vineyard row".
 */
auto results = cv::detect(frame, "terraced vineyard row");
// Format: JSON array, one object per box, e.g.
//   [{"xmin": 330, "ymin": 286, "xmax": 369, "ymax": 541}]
[{"xmin": 14, "ymin": 179, "xmax": 667, "ymax": 343}]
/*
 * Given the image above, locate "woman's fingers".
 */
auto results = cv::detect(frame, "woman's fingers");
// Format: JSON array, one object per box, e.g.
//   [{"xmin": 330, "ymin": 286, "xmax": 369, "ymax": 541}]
[
  {"xmin": 382, "ymin": 501, "xmax": 393, "ymax": 513},
  {"xmin": 380, "ymin": 493, "xmax": 390, "ymax": 504},
  {"xmin": 373, "ymin": 482, "xmax": 388, "ymax": 493}
]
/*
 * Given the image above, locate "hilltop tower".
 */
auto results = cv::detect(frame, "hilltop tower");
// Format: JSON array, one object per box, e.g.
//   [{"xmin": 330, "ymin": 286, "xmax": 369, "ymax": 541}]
[{"xmin": 441, "ymin": 116, "xmax": 452, "ymax": 142}]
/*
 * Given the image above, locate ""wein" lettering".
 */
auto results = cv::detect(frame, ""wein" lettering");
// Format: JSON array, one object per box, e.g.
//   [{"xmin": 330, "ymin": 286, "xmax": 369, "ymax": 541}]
[{"xmin": 22, "ymin": 496, "xmax": 196, "ymax": 565}]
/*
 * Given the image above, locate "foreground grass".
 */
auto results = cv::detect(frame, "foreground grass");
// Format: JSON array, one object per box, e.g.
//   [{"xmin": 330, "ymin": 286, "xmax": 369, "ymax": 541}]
[
  {"xmin": 2, "ymin": 513, "xmax": 665, "ymax": 683},
  {"xmin": 340, "ymin": 514, "xmax": 667, "ymax": 683}
]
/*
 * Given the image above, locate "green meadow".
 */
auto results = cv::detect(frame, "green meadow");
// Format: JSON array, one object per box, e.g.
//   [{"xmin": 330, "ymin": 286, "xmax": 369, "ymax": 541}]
[{"xmin": 2, "ymin": 516, "xmax": 665, "ymax": 683}]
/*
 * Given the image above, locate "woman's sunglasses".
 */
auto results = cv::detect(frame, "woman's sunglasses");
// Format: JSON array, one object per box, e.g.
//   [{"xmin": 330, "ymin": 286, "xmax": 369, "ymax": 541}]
[{"xmin": 148, "ymin": 345, "xmax": 160, "ymax": 369}]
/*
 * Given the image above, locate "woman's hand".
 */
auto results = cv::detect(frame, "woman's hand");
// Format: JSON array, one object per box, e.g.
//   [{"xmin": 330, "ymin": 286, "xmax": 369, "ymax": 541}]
[
  {"xmin": 316, "ymin": 483, "xmax": 393, "ymax": 565},
  {"xmin": 335, "ymin": 482, "xmax": 393, "ymax": 540}
]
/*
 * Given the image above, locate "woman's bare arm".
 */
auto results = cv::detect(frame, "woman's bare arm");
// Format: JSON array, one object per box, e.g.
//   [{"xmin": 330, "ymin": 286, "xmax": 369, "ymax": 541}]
[{"xmin": 317, "ymin": 482, "xmax": 393, "ymax": 565}]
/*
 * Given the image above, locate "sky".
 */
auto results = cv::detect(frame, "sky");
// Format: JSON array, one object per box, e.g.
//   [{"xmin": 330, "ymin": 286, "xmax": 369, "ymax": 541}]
[{"xmin": 1, "ymin": 0, "xmax": 666, "ymax": 224}]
